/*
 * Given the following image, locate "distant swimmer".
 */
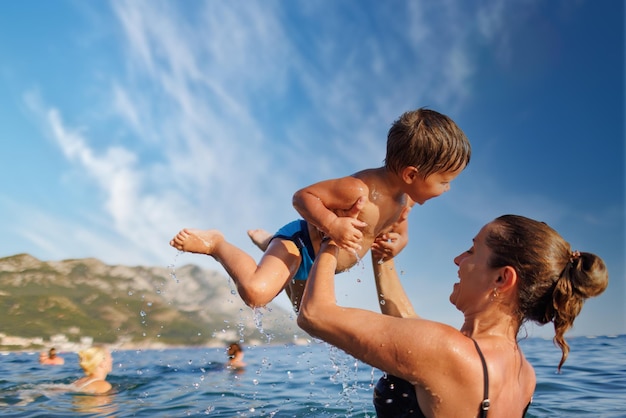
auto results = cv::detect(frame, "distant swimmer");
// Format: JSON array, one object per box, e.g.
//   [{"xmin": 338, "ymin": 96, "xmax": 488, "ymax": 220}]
[
  {"xmin": 72, "ymin": 346, "xmax": 113, "ymax": 394},
  {"xmin": 39, "ymin": 348, "xmax": 65, "ymax": 365},
  {"xmin": 226, "ymin": 342, "xmax": 246, "ymax": 370}
]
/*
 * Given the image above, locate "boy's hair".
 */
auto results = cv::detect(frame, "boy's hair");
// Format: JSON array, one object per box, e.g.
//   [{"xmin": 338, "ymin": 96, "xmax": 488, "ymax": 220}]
[{"xmin": 385, "ymin": 108, "xmax": 471, "ymax": 178}]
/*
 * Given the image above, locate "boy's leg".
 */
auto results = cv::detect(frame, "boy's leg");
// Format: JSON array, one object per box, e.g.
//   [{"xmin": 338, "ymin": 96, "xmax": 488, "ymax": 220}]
[
  {"xmin": 247, "ymin": 228, "xmax": 309, "ymax": 311},
  {"xmin": 247, "ymin": 229, "xmax": 272, "ymax": 252},
  {"xmin": 170, "ymin": 228, "xmax": 223, "ymax": 254},
  {"xmin": 170, "ymin": 228, "xmax": 300, "ymax": 308}
]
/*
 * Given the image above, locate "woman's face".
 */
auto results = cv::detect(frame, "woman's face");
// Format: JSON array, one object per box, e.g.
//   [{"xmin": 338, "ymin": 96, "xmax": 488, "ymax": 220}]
[{"xmin": 449, "ymin": 222, "xmax": 498, "ymax": 311}]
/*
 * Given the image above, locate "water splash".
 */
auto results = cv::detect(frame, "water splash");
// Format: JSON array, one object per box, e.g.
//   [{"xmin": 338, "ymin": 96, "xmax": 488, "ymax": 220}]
[
  {"xmin": 168, "ymin": 251, "xmax": 182, "ymax": 283},
  {"xmin": 252, "ymin": 309, "xmax": 265, "ymax": 334},
  {"xmin": 326, "ymin": 344, "xmax": 361, "ymax": 414}
]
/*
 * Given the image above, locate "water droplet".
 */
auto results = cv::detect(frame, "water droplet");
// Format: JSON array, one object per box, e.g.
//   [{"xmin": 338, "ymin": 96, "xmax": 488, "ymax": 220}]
[{"xmin": 140, "ymin": 310, "xmax": 146, "ymax": 317}]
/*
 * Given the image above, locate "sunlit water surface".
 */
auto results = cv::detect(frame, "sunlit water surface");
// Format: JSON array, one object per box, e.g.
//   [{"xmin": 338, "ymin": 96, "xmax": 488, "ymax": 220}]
[{"xmin": 1, "ymin": 335, "xmax": 624, "ymax": 417}]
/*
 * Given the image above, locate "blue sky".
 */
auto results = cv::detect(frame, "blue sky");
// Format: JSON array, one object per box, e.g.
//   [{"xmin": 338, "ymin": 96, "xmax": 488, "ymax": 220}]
[{"xmin": 0, "ymin": 0, "xmax": 623, "ymax": 338}]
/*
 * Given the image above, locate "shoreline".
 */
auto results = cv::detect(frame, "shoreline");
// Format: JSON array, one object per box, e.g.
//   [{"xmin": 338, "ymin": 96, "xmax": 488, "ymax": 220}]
[{"xmin": 0, "ymin": 337, "xmax": 312, "ymax": 355}]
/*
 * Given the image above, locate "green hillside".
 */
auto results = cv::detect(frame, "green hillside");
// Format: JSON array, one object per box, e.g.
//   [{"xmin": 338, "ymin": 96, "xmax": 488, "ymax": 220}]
[{"xmin": 0, "ymin": 254, "xmax": 302, "ymax": 351}]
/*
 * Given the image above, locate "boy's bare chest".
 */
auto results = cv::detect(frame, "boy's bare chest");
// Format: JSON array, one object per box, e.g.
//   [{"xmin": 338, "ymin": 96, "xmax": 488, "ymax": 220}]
[{"xmin": 360, "ymin": 195, "xmax": 406, "ymax": 237}]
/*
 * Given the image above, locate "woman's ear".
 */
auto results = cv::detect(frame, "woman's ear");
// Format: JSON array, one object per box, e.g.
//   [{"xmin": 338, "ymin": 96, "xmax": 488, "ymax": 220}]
[{"xmin": 496, "ymin": 266, "xmax": 517, "ymax": 293}]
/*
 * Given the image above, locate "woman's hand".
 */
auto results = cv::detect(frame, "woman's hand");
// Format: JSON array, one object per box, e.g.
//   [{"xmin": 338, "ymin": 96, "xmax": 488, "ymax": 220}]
[{"xmin": 371, "ymin": 230, "xmax": 408, "ymax": 263}]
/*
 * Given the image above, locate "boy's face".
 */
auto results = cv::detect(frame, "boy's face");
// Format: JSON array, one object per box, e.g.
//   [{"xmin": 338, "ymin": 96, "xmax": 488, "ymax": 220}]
[{"xmin": 407, "ymin": 166, "xmax": 464, "ymax": 205}]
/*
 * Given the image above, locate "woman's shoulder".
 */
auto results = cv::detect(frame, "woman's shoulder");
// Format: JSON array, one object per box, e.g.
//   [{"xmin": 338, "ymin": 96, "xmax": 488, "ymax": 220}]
[
  {"xmin": 84, "ymin": 380, "xmax": 112, "ymax": 394},
  {"xmin": 473, "ymin": 337, "xmax": 536, "ymax": 414},
  {"xmin": 73, "ymin": 377, "xmax": 112, "ymax": 394}
]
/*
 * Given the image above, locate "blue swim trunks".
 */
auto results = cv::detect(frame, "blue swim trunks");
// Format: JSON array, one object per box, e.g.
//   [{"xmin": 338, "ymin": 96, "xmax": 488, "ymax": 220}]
[{"xmin": 271, "ymin": 219, "xmax": 315, "ymax": 281}]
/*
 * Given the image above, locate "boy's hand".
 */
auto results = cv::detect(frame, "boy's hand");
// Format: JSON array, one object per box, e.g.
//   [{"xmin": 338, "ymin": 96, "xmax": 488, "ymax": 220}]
[{"xmin": 327, "ymin": 196, "xmax": 367, "ymax": 253}]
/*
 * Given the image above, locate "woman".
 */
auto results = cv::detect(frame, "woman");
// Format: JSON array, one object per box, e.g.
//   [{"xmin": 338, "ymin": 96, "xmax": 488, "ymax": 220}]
[
  {"xmin": 73, "ymin": 345, "xmax": 113, "ymax": 394},
  {"xmin": 298, "ymin": 215, "xmax": 608, "ymax": 417}
]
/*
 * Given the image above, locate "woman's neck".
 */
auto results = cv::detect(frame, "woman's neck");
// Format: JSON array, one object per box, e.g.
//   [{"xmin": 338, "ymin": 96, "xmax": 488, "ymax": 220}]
[
  {"xmin": 461, "ymin": 309, "xmax": 519, "ymax": 342},
  {"xmin": 85, "ymin": 370, "xmax": 107, "ymax": 381}
]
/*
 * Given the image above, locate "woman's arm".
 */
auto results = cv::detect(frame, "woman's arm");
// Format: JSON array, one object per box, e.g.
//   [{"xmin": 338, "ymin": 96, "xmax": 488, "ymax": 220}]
[
  {"xmin": 297, "ymin": 242, "xmax": 460, "ymax": 384},
  {"xmin": 373, "ymin": 256, "xmax": 418, "ymax": 318}
]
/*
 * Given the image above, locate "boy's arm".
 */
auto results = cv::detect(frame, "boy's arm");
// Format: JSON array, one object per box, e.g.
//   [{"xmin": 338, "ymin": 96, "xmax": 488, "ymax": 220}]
[{"xmin": 292, "ymin": 176, "xmax": 368, "ymax": 252}]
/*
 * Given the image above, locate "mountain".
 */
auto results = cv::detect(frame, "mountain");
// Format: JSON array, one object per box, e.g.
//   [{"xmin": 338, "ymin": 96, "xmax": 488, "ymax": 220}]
[{"xmin": 0, "ymin": 254, "xmax": 306, "ymax": 352}]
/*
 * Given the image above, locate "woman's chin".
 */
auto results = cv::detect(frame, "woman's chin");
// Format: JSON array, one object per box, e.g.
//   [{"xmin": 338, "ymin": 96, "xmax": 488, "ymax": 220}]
[{"xmin": 449, "ymin": 283, "xmax": 459, "ymax": 305}]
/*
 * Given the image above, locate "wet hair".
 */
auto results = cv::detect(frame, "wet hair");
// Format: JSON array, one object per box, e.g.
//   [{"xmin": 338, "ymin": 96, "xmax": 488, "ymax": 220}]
[
  {"xmin": 78, "ymin": 345, "xmax": 108, "ymax": 375},
  {"xmin": 48, "ymin": 348, "xmax": 57, "ymax": 358},
  {"xmin": 486, "ymin": 215, "xmax": 608, "ymax": 371},
  {"xmin": 385, "ymin": 108, "xmax": 471, "ymax": 178},
  {"xmin": 227, "ymin": 342, "xmax": 243, "ymax": 358}
]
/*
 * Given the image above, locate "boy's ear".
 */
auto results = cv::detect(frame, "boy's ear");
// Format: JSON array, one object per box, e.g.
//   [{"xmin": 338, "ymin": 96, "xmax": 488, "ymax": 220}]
[{"xmin": 401, "ymin": 166, "xmax": 420, "ymax": 183}]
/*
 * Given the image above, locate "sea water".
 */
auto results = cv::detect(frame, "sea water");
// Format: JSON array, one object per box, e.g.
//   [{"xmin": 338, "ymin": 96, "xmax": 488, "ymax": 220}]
[{"xmin": 1, "ymin": 335, "xmax": 624, "ymax": 417}]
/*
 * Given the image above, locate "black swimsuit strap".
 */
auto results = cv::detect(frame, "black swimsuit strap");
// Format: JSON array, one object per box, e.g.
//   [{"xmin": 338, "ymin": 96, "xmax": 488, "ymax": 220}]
[{"xmin": 471, "ymin": 339, "xmax": 490, "ymax": 418}]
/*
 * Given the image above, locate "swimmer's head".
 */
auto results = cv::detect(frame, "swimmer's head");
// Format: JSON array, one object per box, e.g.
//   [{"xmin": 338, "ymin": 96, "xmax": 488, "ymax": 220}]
[
  {"xmin": 78, "ymin": 345, "xmax": 111, "ymax": 375},
  {"xmin": 227, "ymin": 342, "xmax": 243, "ymax": 358}
]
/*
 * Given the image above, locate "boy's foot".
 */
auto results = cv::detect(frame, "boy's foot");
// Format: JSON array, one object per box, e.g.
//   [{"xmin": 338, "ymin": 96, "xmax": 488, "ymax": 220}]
[
  {"xmin": 247, "ymin": 229, "xmax": 272, "ymax": 252},
  {"xmin": 170, "ymin": 228, "xmax": 224, "ymax": 254}
]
